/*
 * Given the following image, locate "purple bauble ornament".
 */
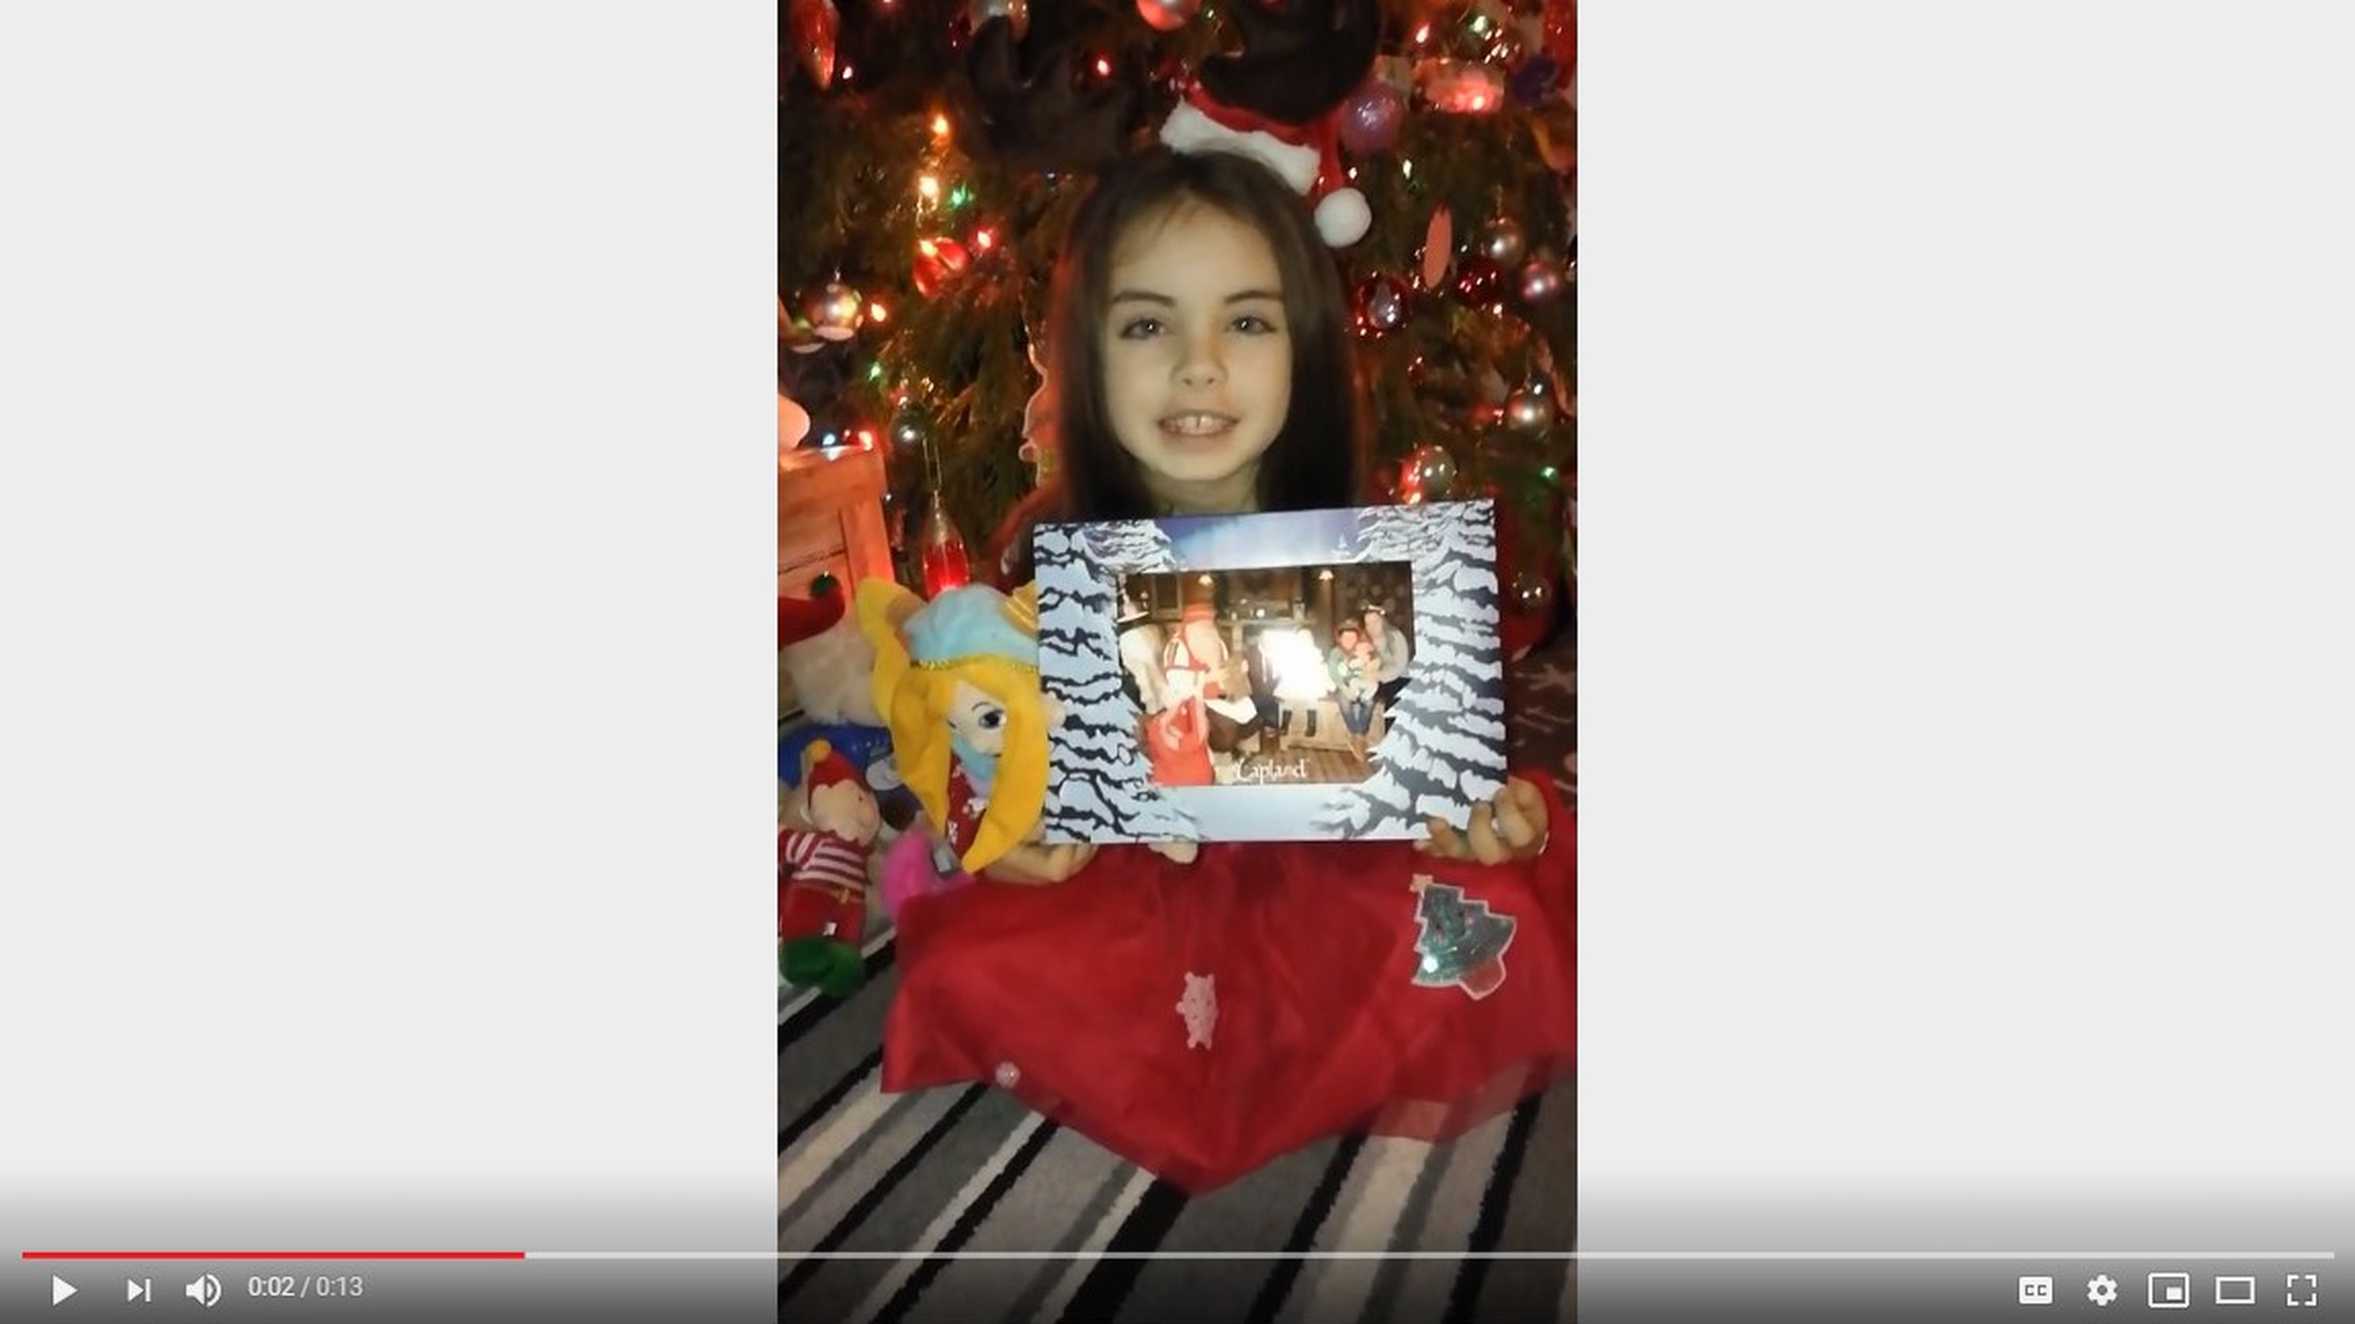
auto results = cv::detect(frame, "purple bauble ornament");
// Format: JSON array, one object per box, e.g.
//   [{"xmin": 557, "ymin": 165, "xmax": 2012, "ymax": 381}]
[{"xmin": 1337, "ymin": 77, "xmax": 1406, "ymax": 156}]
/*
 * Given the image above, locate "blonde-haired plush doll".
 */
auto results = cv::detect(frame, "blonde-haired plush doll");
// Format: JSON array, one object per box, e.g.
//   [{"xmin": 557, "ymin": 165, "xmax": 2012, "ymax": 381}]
[{"xmin": 857, "ymin": 579, "xmax": 1048, "ymax": 879}]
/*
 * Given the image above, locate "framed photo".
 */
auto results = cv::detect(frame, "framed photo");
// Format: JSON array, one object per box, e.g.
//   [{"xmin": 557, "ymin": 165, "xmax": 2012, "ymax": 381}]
[{"xmin": 1035, "ymin": 501, "xmax": 1507, "ymax": 843}]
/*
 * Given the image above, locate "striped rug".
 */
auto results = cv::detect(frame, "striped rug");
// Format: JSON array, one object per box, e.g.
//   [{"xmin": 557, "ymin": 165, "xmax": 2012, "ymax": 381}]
[{"xmin": 779, "ymin": 636, "xmax": 1575, "ymax": 1324}]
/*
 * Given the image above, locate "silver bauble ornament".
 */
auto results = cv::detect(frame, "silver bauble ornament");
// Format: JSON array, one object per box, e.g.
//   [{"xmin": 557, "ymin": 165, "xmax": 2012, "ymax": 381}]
[
  {"xmin": 1477, "ymin": 217, "xmax": 1527, "ymax": 267},
  {"xmin": 1354, "ymin": 273, "xmax": 1412, "ymax": 338},
  {"xmin": 889, "ymin": 411, "xmax": 927, "ymax": 452},
  {"xmin": 1516, "ymin": 258, "xmax": 1566, "ymax": 305},
  {"xmin": 969, "ymin": 0, "xmax": 1028, "ymax": 38},
  {"xmin": 779, "ymin": 394, "xmax": 811, "ymax": 452},
  {"xmin": 1503, "ymin": 388, "xmax": 1551, "ymax": 435},
  {"xmin": 804, "ymin": 281, "xmax": 864, "ymax": 341},
  {"xmin": 781, "ymin": 311, "xmax": 826, "ymax": 355}
]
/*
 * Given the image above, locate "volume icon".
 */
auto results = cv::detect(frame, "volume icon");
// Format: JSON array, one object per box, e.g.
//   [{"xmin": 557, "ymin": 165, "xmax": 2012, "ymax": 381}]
[{"xmin": 183, "ymin": 1273, "xmax": 222, "ymax": 1308}]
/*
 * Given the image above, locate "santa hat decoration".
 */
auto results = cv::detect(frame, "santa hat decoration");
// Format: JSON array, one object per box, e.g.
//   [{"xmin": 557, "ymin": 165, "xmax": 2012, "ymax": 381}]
[
  {"xmin": 1160, "ymin": 88, "xmax": 1369, "ymax": 248},
  {"xmin": 778, "ymin": 575, "xmax": 846, "ymax": 649},
  {"xmin": 801, "ymin": 738, "xmax": 859, "ymax": 794},
  {"xmin": 1158, "ymin": 0, "xmax": 1381, "ymax": 249}
]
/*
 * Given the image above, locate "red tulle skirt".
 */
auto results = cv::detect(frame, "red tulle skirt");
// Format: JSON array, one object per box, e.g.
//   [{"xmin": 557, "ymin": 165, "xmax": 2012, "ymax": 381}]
[{"xmin": 882, "ymin": 773, "xmax": 1576, "ymax": 1194}]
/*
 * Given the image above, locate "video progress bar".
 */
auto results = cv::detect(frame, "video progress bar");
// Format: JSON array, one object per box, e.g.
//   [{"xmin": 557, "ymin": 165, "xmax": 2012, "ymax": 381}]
[
  {"xmin": 26, "ymin": 1250, "xmax": 2338, "ymax": 1262},
  {"xmin": 22, "ymin": 1243, "xmax": 522, "ymax": 1253},
  {"xmin": 546, "ymin": 1250, "xmax": 2344, "ymax": 1261}
]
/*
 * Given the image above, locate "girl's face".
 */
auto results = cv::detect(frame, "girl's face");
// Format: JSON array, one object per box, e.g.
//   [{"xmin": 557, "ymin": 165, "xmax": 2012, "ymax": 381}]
[{"xmin": 1100, "ymin": 201, "xmax": 1292, "ymax": 514}]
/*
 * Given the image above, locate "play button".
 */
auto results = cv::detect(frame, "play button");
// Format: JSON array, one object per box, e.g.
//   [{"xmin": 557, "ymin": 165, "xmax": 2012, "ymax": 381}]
[{"xmin": 51, "ymin": 1275, "xmax": 77, "ymax": 1305}]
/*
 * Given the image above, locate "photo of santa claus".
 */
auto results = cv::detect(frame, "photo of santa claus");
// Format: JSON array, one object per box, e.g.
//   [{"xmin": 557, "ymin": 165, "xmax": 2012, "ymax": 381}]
[{"xmin": 1115, "ymin": 564, "xmax": 1414, "ymax": 788}]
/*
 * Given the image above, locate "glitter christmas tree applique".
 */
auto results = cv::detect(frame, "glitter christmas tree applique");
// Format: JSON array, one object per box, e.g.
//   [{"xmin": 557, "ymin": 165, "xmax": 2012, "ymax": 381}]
[{"xmin": 1408, "ymin": 875, "xmax": 1517, "ymax": 1000}]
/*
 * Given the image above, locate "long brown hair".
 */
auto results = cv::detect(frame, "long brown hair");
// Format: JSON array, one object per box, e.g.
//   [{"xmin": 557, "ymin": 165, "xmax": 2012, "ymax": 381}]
[{"xmin": 990, "ymin": 147, "xmax": 1368, "ymax": 584}]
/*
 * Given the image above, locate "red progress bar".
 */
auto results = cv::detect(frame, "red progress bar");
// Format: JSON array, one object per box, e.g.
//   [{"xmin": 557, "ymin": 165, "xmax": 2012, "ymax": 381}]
[{"xmin": 24, "ymin": 1251, "xmax": 524, "ymax": 1260}]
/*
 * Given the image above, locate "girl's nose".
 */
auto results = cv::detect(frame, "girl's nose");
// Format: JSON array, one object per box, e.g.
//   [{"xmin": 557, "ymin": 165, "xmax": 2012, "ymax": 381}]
[{"xmin": 1175, "ymin": 334, "xmax": 1225, "ymax": 388}]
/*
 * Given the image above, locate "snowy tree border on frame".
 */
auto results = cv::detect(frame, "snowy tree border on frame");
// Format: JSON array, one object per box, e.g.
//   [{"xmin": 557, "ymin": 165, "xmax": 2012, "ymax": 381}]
[{"xmin": 1034, "ymin": 502, "xmax": 1507, "ymax": 844}]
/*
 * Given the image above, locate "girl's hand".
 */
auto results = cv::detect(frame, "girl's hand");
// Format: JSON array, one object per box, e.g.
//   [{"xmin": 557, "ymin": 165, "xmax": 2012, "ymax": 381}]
[
  {"xmin": 1149, "ymin": 839, "xmax": 1198, "ymax": 865},
  {"xmin": 1417, "ymin": 777, "xmax": 1550, "ymax": 865},
  {"xmin": 983, "ymin": 840, "xmax": 1098, "ymax": 886}
]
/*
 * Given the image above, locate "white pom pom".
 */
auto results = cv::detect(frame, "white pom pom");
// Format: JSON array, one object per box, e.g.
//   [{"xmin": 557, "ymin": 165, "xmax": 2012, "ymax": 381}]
[{"xmin": 1315, "ymin": 188, "xmax": 1371, "ymax": 247}]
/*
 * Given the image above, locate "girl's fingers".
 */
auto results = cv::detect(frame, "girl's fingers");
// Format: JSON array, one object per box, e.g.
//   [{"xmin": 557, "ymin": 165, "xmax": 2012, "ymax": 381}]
[
  {"xmin": 1419, "ymin": 780, "xmax": 1552, "ymax": 865},
  {"xmin": 981, "ymin": 847, "xmax": 1047, "ymax": 885},
  {"xmin": 1466, "ymin": 803, "xmax": 1506, "ymax": 865},
  {"xmin": 1424, "ymin": 817, "xmax": 1466, "ymax": 859},
  {"xmin": 1511, "ymin": 777, "xmax": 1553, "ymax": 856},
  {"xmin": 1494, "ymin": 780, "xmax": 1542, "ymax": 853},
  {"xmin": 986, "ymin": 840, "xmax": 1092, "ymax": 885}
]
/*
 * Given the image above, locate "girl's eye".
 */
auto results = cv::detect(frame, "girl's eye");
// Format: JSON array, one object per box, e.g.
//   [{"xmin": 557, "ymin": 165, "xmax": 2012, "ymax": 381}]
[
  {"xmin": 1231, "ymin": 314, "xmax": 1277, "ymax": 334},
  {"xmin": 1118, "ymin": 317, "xmax": 1163, "ymax": 339},
  {"xmin": 980, "ymin": 709, "xmax": 1004, "ymax": 729}
]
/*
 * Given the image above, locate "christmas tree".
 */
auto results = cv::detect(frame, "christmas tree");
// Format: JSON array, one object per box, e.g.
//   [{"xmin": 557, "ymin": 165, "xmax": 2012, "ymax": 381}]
[{"xmin": 782, "ymin": 0, "xmax": 1573, "ymax": 640}]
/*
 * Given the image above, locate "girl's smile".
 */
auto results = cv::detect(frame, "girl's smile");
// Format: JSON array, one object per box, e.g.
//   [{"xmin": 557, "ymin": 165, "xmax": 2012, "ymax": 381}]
[{"xmin": 1158, "ymin": 409, "xmax": 1240, "ymax": 438}]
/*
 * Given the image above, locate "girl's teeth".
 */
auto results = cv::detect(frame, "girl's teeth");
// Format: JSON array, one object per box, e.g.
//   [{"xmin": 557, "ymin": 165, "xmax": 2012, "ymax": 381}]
[{"xmin": 1164, "ymin": 414, "xmax": 1234, "ymax": 436}]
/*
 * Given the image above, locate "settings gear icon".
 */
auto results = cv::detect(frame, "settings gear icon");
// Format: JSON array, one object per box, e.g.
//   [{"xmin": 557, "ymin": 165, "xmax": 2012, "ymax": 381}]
[{"xmin": 2086, "ymin": 1274, "xmax": 2120, "ymax": 1306}]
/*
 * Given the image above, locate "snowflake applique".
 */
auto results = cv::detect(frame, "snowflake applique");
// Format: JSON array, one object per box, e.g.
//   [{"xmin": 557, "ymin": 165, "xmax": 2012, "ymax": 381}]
[{"xmin": 1175, "ymin": 972, "xmax": 1217, "ymax": 1050}]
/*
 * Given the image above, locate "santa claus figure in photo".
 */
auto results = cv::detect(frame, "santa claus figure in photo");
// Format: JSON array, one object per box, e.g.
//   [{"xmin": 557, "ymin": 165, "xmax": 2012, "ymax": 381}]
[{"xmin": 1158, "ymin": 602, "xmax": 1261, "ymax": 779}]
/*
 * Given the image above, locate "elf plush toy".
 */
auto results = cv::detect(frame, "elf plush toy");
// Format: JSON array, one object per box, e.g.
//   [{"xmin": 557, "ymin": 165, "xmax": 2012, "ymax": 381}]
[{"xmin": 778, "ymin": 738, "xmax": 881, "ymax": 997}]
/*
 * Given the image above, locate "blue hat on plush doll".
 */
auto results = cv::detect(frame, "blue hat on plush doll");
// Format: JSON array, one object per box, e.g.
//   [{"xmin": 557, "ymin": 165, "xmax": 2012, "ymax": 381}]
[{"xmin": 903, "ymin": 583, "xmax": 1039, "ymax": 669}]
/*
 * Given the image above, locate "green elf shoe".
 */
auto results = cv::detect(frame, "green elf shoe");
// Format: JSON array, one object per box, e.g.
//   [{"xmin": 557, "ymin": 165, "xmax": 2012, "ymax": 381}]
[{"xmin": 781, "ymin": 937, "xmax": 867, "ymax": 998}]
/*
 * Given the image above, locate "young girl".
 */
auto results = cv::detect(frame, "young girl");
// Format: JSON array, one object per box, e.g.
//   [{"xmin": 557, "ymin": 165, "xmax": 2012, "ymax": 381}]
[{"xmin": 882, "ymin": 146, "xmax": 1573, "ymax": 1193}]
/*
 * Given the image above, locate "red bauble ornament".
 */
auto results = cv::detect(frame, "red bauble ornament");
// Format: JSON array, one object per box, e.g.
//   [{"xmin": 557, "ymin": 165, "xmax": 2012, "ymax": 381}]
[
  {"xmin": 1453, "ymin": 256, "xmax": 1503, "ymax": 304},
  {"xmin": 1135, "ymin": 0, "xmax": 1201, "ymax": 32},
  {"xmin": 1418, "ymin": 58, "xmax": 1505, "ymax": 115},
  {"xmin": 788, "ymin": 0, "xmax": 840, "ymax": 89},
  {"xmin": 919, "ymin": 498, "xmax": 972, "ymax": 597},
  {"xmin": 912, "ymin": 236, "xmax": 972, "ymax": 298}
]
